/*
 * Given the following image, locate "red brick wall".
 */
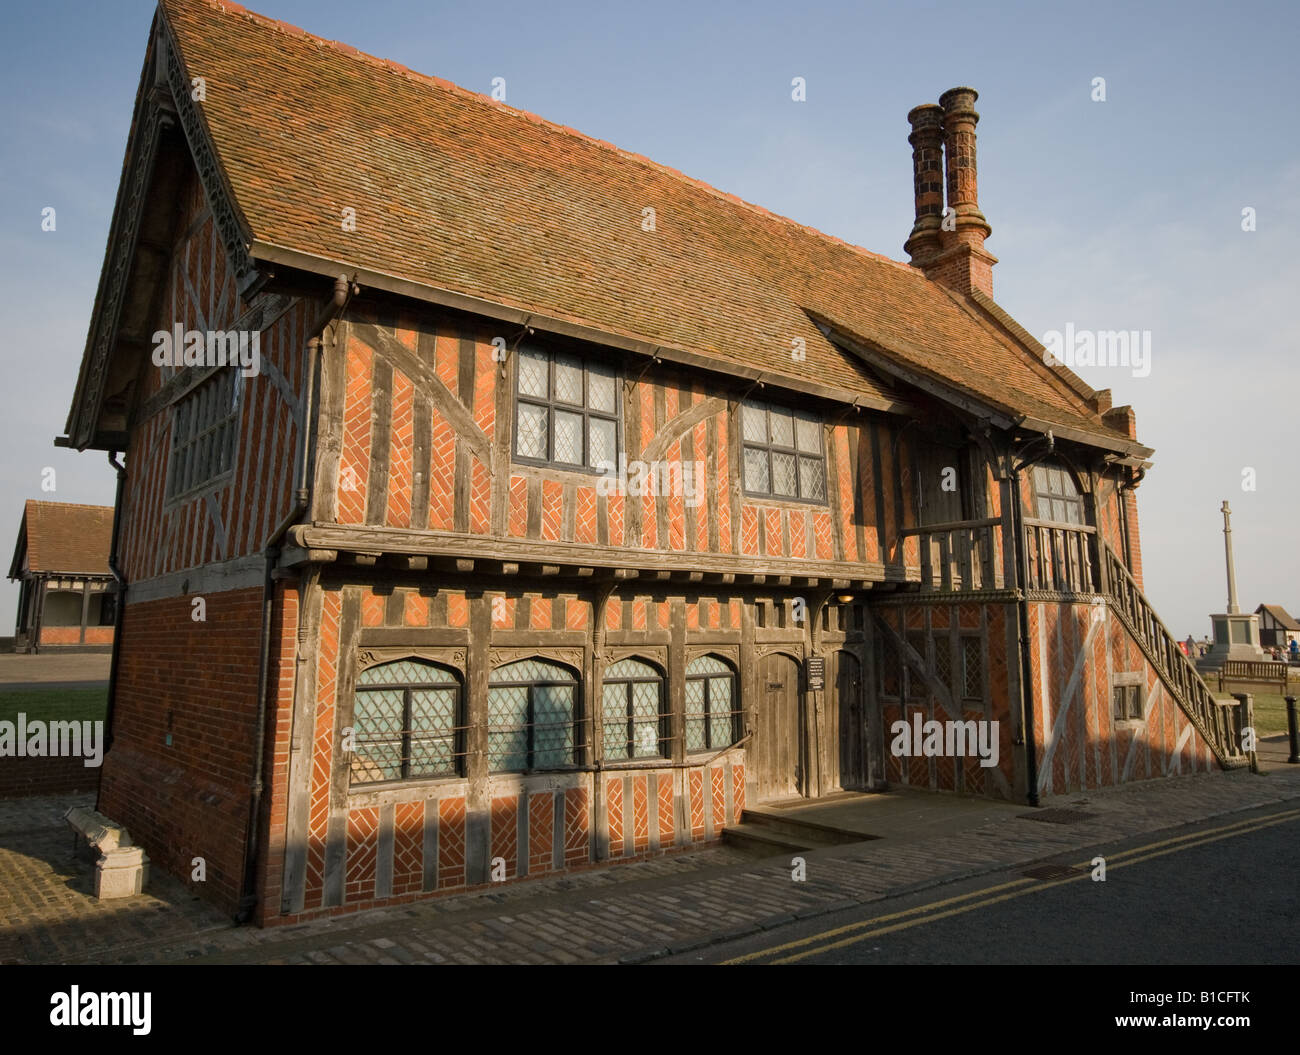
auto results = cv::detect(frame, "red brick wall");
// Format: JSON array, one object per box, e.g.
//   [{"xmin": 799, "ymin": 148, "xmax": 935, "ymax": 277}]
[
  {"xmin": 98, "ymin": 587, "xmax": 264, "ymax": 914},
  {"xmin": 0, "ymin": 756, "xmax": 99, "ymax": 798}
]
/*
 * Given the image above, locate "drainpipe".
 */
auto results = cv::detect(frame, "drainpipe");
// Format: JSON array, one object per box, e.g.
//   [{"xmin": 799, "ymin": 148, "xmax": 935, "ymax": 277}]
[
  {"xmin": 236, "ymin": 275, "xmax": 353, "ymax": 923},
  {"xmin": 1009, "ymin": 432, "xmax": 1054, "ymax": 807},
  {"xmin": 96, "ymin": 451, "xmax": 128, "ymax": 813}
]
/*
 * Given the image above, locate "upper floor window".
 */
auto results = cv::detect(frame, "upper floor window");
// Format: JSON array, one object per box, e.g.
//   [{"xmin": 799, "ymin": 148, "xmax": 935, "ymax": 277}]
[
  {"xmin": 600, "ymin": 658, "xmax": 667, "ymax": 760},
  {"xmin": 514, "ymin": 347, "xmax": 618, "ymax": 472},
  {"xmin": 741, "ymin": 400, "xmax": 826, "ymax": 502},
  {"xmin": 350, "ymin": 658, "xmax": 464, "ymax": 785},
  {"xmin": 914, "ymin": 438, "xmax": 970, "ymax": 525},
  {"xmin": 166, "ymin": 367, "xmax": 242, "ymax": 499},
  {"xmin": 488, "ymin": 658, "xmax": 580, "ymax": 771},
  {"xmin": 1031, "ymin": 464, "xmax": 1085, "ymax": 526},
  {"xmin": 685, "ymin": 655, "xmax": 741, "ymax": 752}
]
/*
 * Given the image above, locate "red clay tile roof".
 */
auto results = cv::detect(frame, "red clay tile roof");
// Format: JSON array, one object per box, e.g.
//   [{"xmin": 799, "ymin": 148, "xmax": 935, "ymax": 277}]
[
  {"xmin": 157, "ymin": 0, "xmax": 1134, "ymax": 445},
  {"xmin": 10, "ymin": 501, "xmax": 115, "ymax": 577},
  {"xmin": 1256, "ymin": 604, "xmax": 1300, "ymax": 631}
]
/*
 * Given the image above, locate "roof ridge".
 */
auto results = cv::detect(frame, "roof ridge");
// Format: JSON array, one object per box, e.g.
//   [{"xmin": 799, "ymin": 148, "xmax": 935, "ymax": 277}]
[{"xmin": 177, "ymin": 0, "xmax": 917, "ymax": 277}]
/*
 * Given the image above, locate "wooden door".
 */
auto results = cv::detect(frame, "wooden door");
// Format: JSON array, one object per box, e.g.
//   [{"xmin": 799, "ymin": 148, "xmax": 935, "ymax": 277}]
[
  {"xmin": 832, "ymin": 650, "xmax": 865, "ymax": 790},
  {"xmin": 756, "ymin": 653, "xmax": 803, "ymax": 801}
]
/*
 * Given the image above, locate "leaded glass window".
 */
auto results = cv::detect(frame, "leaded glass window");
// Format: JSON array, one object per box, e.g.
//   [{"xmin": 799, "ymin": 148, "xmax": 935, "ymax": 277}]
[
  {"xmin": 514, "ymin": 346, "xmax": 619, "ymax": 472},
  {"xmin": 961, "ymin": 636, "xmax": 984, "ymax": 700},
  {"xmin": 740, "ymin": 400, "xmax": 826, "ymax": 502},
  {"xmin": 685, "ymin": 655, "xmax": 740, "ymax": 752},
  {"xmin": 488, "ymin": 658, "xmax": 580, "ymax": 771},
  {"xmin": 601, "ymin": 658, "xmax": 666, "ymax": 760},
  {"xmin": 350, "ymin": 659, "xmax": 463, "ymax": 785},
  {"xmin": 878, "ymin": 634, "xmax": 901, "ymax": 698}
]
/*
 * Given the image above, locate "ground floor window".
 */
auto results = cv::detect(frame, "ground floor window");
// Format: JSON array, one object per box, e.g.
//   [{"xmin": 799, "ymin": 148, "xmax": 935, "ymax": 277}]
[
  {"xmin": 685, "ymin": 655, "xmax": 740, "ymax": 751},
  {"xmin": 351, "ymin": 659, "xmax": 463, "ymax": 784},
  {"xmin": 601, "ymin": 658, "xmax": 667, "ymax": 760},
  {"xmin": 488, "ymin": 658, "xmax": 580, "ymax": 771}
]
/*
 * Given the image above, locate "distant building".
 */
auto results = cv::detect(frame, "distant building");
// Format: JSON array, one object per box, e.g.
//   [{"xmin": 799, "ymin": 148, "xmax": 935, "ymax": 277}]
[
  {"xmin": 1255, "ymin": 604, "xmax": 1299, "ymax": 650},
  {"xmin": 7, "ymin": 500, "xmax": 116, "ymax": 653}
]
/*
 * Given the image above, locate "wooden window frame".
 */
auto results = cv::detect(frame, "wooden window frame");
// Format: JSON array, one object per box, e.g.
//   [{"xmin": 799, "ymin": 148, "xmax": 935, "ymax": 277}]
[
  {"xmin": 739, "ymin": 399, "xmax": 828, "ymax": 505},
  {"xmin": 1030, "ymin": 463, "xmax": 1087, "ymax": 527},
  {"xmin": 349, "ymin": 658, "xmax": 466, "ymax": 787},
  {"xmin": 165, "ymin": 366, "xmax": 242, "ymax": 501},
  {"xmin": 512, "ymin": 345, "xmax": 621, "ymax": 476},
  {"xmin": 684, "ymin": 656, "xmax": 742, "ymax": 753},
  {"xmin": 600, "ymin": 659, "xmax": 669, "ymax": 761},
  {"xmin": 960, "ymin": 634, "xmax": 985, "ymax": 702},
  {"xmin": 1111, "ymin": 676, "xmax": 1145, "ymax": 723},
  {"xmin": 487, "ymin": 660, "xmax": 583, "ymax": 773}
]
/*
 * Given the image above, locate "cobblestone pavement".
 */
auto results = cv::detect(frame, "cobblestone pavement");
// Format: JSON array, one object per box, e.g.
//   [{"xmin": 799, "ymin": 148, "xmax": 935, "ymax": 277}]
[{"xmin": 3, "ymin": 760, "xmax": 1298, "ymax": 965}]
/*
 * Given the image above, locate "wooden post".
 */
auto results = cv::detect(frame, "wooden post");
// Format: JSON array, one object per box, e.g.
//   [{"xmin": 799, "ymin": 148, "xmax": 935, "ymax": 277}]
[{"xmin": 79, "ymin": 580, "xmax": 92, "ymax": 645}]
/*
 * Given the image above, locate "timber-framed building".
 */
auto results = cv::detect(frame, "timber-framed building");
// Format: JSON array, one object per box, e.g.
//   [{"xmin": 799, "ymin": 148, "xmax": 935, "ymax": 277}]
[{"xmin": 62, "ymin": 0, "xmax": 1250, "ymax": 924}]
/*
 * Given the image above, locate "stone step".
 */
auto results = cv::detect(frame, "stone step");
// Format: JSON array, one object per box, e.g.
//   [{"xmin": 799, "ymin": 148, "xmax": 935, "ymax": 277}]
[
  {"xmin": 719, "ymin": 823, "xmax": 813, "ymax": 856},
  {"xmin": 739, "ymin": 808, "xmax": 873, "ymax": 847}
]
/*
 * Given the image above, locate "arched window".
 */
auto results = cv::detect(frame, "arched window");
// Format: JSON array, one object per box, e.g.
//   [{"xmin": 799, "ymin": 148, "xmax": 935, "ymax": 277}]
[
  {"xmin": 685, "ymin": 655, "xmax": 740, "ymax": 752},
  {"xmin": 488, "ymin": 659, "xmax": 579, "ymax": 772},
  {"xmin": 351, "ymin": 658, "xmax": 463, "ymax": 785},
  {"xmin": 601, "ymin": 658, "xmax": 666, "ymax": 760}
]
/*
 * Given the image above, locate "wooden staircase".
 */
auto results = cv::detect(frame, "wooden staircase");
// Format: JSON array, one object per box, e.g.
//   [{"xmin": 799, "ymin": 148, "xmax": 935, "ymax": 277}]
[{"xmin": 1099, "ymin": 543, "xmax": 1251, "ymax": 769}]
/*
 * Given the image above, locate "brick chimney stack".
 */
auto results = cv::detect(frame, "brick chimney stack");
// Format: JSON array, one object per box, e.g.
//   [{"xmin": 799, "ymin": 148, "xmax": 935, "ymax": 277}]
[
  {"xmin": 904, "ymin": 104, "xmax": 945, "ymax": 265},
  {"xmin": 905, "ymin": 87, "xmax": 998, "ymax": 298}
]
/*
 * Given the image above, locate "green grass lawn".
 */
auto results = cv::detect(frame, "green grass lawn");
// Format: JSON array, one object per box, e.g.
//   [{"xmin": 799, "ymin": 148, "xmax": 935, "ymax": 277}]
[
  {"xmin": 0, "ymin": 687, "xmax": 108, "ymax": 725},
  {"xmin": 1213, "ymin": 692, "xmax": 1289, "ymax": 738}
]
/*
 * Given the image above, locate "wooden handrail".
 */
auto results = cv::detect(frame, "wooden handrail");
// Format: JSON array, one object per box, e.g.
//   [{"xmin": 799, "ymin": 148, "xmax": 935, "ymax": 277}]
[
  {"xmin": 899, "ymin": 517, "xmax": 1000, "ymax": 537},
  {"xmin": 1021, "ymin": 517, "xmax": 1097, "ymax": 534},
  {"xmin": 1099, "ymin": 541, "xmax": 1248, "ymax": 768}
]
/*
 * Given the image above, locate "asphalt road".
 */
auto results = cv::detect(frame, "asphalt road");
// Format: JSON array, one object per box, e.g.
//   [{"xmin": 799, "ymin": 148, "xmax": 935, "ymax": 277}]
[{"xmin": 670, "ymin": 802, "xmax": 1299, "ymax": 965}]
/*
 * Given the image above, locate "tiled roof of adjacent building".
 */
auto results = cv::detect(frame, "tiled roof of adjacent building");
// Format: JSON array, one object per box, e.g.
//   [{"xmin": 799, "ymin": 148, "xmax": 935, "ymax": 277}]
[
  {"xmin": 149, "ymin": 0, "xmax": 1136, "ymax": 446},
  {"xmin": 1256, "ymin": 604, "xmax": 1300, "ymax": 630},
  {"xmin": 9, "ymin": 501, "xmax": 115, "ymax": 577}
]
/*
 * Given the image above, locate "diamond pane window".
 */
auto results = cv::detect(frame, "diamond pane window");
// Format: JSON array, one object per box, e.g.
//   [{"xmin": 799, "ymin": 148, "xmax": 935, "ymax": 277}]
[
  {"xmin": 601, "ymin": 658, "xmax": 666, "ymax": 760},
  {"xmin": 350, "ymin": 659, "xmax": 463, "ymax": 785},
  {"xmin": 554, "ymin": 410, "xmax": 582, "ymax": 465},
  {"xmin": 587, "ymin": 362, "xmax": 616, "ymax": 413},
  {"xmin": 685, "ymin": 655, "xmax": 740, "ymax": 753},
  {"xmin": 769, "ymin": 408, "xmax": 794, "ymax": 447},
  {"xmin": 554, "ymin": 355, "xmax": 584, "ymax": 405},
  {"xmin": 743, "ymin": 447, "xmax": 770, "ymax": 493},
  {"xmin": 518, "ymin": 349, "xmax": 549, "ymax": 398},
  {"xmin": 516, "ymin": 403, "xmax": 548, "ymax": 460},
  {"xmin": 514, "ymin": 346, "xmax": 620, "ymax": 472},
  {"xmin": 961, "ymin": 636, "xmax": 983, "ymax": 700},
  {"xmin": 772, "ymin": 452, "xmax": 798, "ymax": 497},
  {"xmin": 488, "ymin": 659, "xmax": 580, "ymax": 771},
  {"xmin": 589, "ymin": 418, "xmax": 616, "ymax": 469},
  {"xmin": 740, "ymin": 399, "xmax": 827, "ymax": 502}
]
